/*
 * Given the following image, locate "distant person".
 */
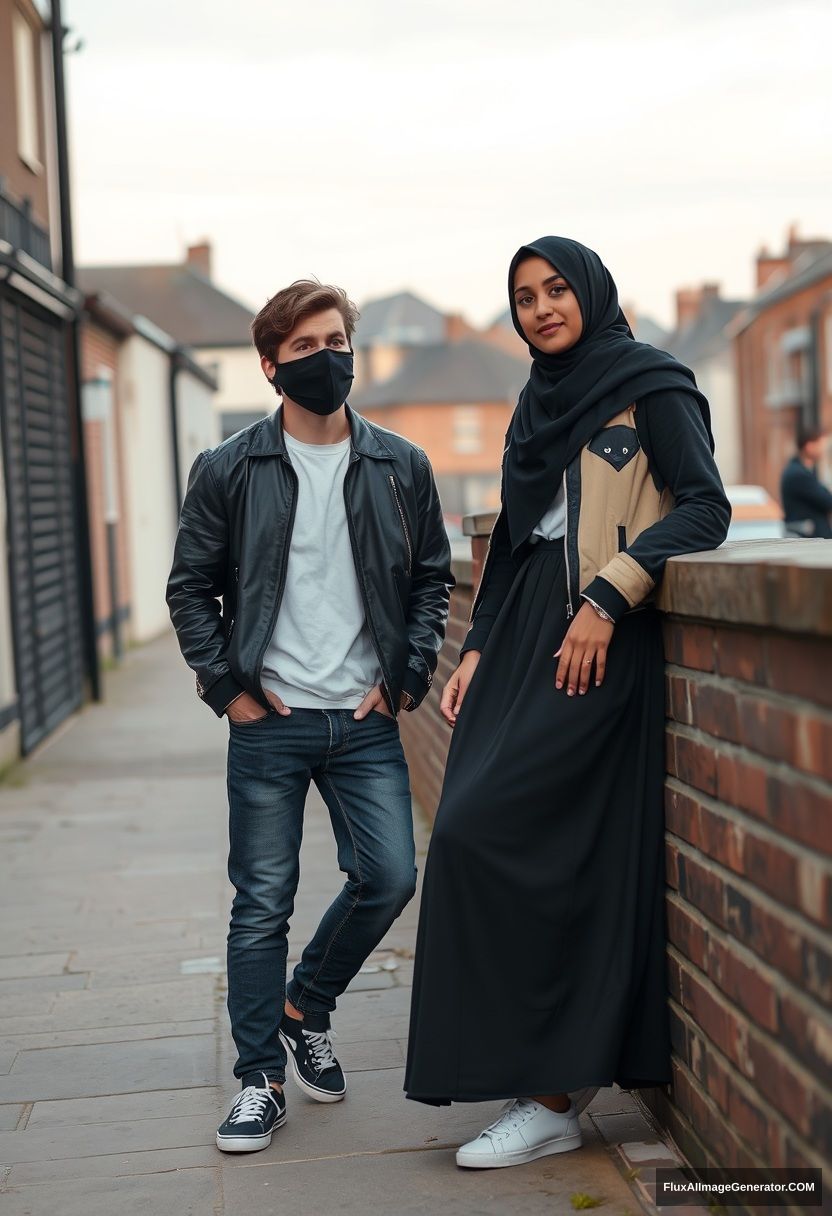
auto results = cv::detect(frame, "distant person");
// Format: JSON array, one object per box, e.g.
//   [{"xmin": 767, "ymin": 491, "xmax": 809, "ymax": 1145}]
[
  {"xmin": 781, "ymin": 425, "xmax": 832, "ymax": 538},
  {"xmin": 404, "ymin": 237, "xmax": 731, "ymax": 1169},
  {"xmin": 167, "ymin": 279, "xmax": 453, "ymax": 1153}
]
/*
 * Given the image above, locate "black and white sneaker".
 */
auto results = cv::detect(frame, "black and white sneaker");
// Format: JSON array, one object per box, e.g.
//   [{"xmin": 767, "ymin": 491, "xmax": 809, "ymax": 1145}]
[
  {"xmin": 216, "ymin": 1073, "xmax": 286, "ymax": 1152},
  {"xmin": 279, "ymin": 1013, "xmax": 347, "ymax": 1102}
]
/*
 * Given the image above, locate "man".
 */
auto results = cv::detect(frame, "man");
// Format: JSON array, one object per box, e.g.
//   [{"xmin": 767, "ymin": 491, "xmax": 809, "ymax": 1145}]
[
  {"xmin": 781, "ymin": 424, "xmax": 832, "ymax": 539},
  {"xmin": 166, "ymin": 279, "xmax": 453, "ymax": 1153}
]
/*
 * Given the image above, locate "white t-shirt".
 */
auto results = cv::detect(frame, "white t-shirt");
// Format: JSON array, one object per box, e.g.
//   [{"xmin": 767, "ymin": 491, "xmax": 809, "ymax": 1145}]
[
  {"xmin": 260, "ymin": 432, "xmax": 382, "ymax": 709},
  {"xmin": 530, "ymin": 482, "xmax": 566, "ymax": 541}
]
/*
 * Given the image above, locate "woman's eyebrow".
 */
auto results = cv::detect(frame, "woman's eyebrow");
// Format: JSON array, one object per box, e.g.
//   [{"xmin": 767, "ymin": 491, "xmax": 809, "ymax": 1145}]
[{"xmin": 514, "ymin": 274, "xmax": 564, "ymax": 296}]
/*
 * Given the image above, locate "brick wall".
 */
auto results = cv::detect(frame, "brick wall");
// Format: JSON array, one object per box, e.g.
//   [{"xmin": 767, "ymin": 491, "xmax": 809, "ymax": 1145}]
[{"xmin": 400, "ymin": 525, "xmax": 832, "ymax": 1190}]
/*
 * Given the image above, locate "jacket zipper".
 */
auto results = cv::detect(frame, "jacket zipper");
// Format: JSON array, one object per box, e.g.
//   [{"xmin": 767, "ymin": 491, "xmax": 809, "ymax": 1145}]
[
  {"xmin": 227, "ymin": 565, "xmax": 239, "ymax": 640},
  {"xmin": 345, "ymin": 457, "xmax": 396, "ymax": 714},
  {"xmin": 253, "ymin": 467, "xmax": 299, "ymax": 684},
  {"xmin": 562, "ymin": 470, "xmax": 573, "ymax": 618},
  {"xmin": 388, "ymin": 475, "xmax": 412, "ymax": 576}
]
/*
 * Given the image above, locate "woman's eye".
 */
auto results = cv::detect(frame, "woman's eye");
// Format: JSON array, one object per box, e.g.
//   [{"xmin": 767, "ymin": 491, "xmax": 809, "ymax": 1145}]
[
  {"xmin": 550, "ymin": 285, "xmax": 566, "ymax": 297},
  {"xmin": 517, "ymin": 295, "xmax": 533, "ymax": 307}
]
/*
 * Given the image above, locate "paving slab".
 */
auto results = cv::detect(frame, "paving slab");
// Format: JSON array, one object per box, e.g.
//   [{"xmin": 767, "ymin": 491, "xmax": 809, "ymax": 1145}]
[
  {"xmin": 0, "ymin": 956, "xmax": 71, "ymax": 981},
  {"xmin": 5, "ymin": 1143, "xmax": 218, "ymax": 1185},
  {"xmin": 0, "ymin": 1018, "xmax": 215, "ymax": 1052},
  {"xmin": 0, "ymin": 1168, "xmax": 219, "ymax": 1216},
  {"xmin": 0, "ymin": 1105, "xmax": 25, "ymax": 1130},
  {"xmin": 26, "ymin": 1085, "xmax": 219, "ymax": 1128},
  {"xmin": 0, "ymin": 1033, "xmax": 215, "ymax": 1102}
]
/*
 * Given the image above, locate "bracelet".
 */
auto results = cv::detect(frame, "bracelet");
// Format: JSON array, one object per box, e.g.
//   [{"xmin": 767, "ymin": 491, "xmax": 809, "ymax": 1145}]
[{"xmin": 582, "ymin": 595, "xmax": 614, "ymax": 623}]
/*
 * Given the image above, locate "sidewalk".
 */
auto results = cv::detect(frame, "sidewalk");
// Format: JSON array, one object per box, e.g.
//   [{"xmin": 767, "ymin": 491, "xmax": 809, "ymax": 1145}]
[{"xmin": 0, "ymin": 633, "xmax": 665, "ymax": 1215}]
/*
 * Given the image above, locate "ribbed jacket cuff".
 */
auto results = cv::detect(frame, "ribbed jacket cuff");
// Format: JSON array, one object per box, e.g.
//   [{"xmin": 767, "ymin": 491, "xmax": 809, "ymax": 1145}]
[
  {"xmin": 580, "ymin": 577, "xmax": 630, "ymax": 624},
  {"xmin": 401, "ymin": 666, "xmax": 429, "ymax": 710},
  {"xmin": 203, "ymin": 672, "xmax": 246, "ymax": 717}
]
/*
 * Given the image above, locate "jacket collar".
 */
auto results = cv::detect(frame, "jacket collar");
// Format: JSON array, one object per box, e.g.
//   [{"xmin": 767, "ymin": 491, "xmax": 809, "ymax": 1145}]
[{"xmin": 248, "ymin": 404, "xmax": 395, "ymax": 460}]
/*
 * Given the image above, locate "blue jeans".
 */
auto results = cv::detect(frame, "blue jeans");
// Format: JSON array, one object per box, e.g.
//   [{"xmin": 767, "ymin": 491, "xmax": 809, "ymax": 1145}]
[{"xmin": 226, "ymin": 706, "xmax": 416, "ymax": 1085}]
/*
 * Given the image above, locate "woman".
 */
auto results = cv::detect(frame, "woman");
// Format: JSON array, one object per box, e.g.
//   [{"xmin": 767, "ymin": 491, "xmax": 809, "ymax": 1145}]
[{"xmin": 404, "ymin": 236, "xmax": 731, "ymax": 1170}]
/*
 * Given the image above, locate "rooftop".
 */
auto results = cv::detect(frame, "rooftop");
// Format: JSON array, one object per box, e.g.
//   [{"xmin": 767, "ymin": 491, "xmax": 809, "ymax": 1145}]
[
  {"xmin": 78, "ymin": 262, "xmax": 256, "ymax": 348},
  {"xmin": 351, "ymin": 338, "xmax": 529, "ymax": 409}
]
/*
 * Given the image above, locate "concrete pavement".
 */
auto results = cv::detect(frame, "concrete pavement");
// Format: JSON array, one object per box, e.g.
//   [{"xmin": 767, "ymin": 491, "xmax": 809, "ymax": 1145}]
[{"xmin": 0, "ymin": 632, "xmax": 666, "ymax": 1214}]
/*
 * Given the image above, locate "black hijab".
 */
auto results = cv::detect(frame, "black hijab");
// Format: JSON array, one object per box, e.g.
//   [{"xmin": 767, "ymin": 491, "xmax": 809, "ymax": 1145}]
[{"xmin": 503, "ymin": 236, "xmax": 713, "ymax": 553}]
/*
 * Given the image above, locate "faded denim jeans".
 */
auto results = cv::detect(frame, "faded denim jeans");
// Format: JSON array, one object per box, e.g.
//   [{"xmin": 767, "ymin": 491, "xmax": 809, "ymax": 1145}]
[{"xmin": 226, "ymin": 706, "xmax": 416, "ymax": 1086}]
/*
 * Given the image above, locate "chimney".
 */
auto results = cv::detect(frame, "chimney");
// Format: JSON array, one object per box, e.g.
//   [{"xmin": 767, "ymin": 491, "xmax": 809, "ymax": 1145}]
[
  {"xmin": 444, "ymin": 312, "xmax": 476, "ymax": 344},
  {"xmin": 186, "ymin": 240, "xmax": 212, "ymax": 279},
  {"xmin": 756, "ymin": 245, "xmax": 789, "ymax": 290},
  {"xmin": 675, "ymin": 287, "xmax": 701, "ymax": 332},
  {"xmin": 675, "ymin": 282, "xmax": 722, "ymax": 331}
]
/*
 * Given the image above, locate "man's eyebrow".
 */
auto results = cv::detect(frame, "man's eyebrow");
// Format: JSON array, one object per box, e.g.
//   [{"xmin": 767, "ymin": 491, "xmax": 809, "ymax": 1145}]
[{"xmin": 290, "ymin": 330, "xmax": 345, "ymax": 346}]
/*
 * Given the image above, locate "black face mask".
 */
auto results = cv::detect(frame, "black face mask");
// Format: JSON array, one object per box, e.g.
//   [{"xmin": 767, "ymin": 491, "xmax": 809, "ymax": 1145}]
[{"xmin": 271, "ymin": 347, "xmax": 354, "ymax": 416}]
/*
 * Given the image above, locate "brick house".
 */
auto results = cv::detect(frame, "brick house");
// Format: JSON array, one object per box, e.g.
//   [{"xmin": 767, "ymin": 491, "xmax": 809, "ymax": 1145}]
[
  {"xmin": 79, "ymin": 242, "xmax": 265, "ymax": 441},
  {"xmin": 0, "ymin": 0, "xmax": 99, "ymax": 759},
  {"xmin": 351, "ymin": 338, "xmax": 529, "ymax": 517},
  {"xmin": 734, "ymin": 227, "xmax": 832, "ymax": 501}
]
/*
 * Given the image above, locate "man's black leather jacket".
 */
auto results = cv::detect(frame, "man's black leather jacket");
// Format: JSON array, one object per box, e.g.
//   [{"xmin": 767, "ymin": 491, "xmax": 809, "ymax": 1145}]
[{"xmin": 166, "ymin": 405, "xmax": 454, "ymax": 717}]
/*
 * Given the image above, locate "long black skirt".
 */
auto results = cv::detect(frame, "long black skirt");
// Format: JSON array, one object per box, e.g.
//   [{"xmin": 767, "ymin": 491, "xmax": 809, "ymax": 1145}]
[{"xmin": 404, "ymin": 540, "xmax": 671, "ymax": 1105}]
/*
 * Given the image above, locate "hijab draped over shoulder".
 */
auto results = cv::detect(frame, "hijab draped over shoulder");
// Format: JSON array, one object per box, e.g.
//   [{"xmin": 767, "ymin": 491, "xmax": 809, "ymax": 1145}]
[{"xmin": 502, "ymin": 235, "xmax": 714, "ymax": 553}]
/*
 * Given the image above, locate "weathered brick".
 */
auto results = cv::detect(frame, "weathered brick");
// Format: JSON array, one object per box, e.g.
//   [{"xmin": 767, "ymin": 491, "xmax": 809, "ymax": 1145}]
[
  {"xmin": 705, "ymin": 935, "xmax": 778, "ymax": 1032},
  {"xmin": 667, "ymin": 896, "xmax": 708, "ymax": 970},
  {"xmin": 663, "ymin": 621, "xmax": 716, "ymax": 672},
  {"xmin": 666, "ymin": 673, "xmax": 693, "ymax": 724},
  {"xmin": 724, "ymin": 883, "xmax": 806, "ymax": 991},
  {"xmin": 746, "ymin": 1035, "xmax": 813, "ymax": 1140},
  {"xmin": 766, "ymin": 634, "xmax": 832, "ymax": 711},
  {"xmin": 691, "ymin": 679, "xmax": 741, "ymax": 743},
  {"xmin": 766, "ymin": 774, "xmax": 832, "ymax": 857},
  {"xmin": 665, "ymin": 839, "xmax": 680, "ymax": 890},
  {"xmin": 714, "ymin": 626, "xmax": 766, "ymax": 685},
  {"xmin": 670, "ymin": 728, "xmax": 718, "ymax": 796},
  {"xmin": 741, "ymin": 833, "xmax": 801, "ymax": 914},
  {"xmin": 715, "ymin": 752, "xmax": 767, "ymax": 821},
  {"xmin": 803, "ymin": 937, "xmax": 832, "ymax": 1007},
  {"xmin": 778, "ymin": 991, "xmax": 832, "ymax": 1089},
  {"xmin": 665, "ymin": 784, "xmax": 703, "ymax": 850},
  {"xmin": 675, "ymin": 850, "xmax": 727, "ymax": 927},
  {"xmin": 725, "ymin": 1071, "xmax": 770, "ymax": 1151},
  {"xmin": 697, "ymin": 800, "xmax": 745, "ymax": 873}
]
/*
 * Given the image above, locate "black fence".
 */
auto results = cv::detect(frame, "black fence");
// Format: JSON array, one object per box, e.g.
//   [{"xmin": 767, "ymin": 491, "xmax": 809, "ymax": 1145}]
[{"xmin": 0, "ymin": 182, "xmax": 52, "ymax": 272}]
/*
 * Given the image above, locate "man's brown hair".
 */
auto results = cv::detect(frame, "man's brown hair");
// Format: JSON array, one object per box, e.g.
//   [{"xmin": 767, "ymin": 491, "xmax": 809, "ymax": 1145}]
[{"xmin": 251, "ymin": 279, "xmax": 360, "ymax": 363}]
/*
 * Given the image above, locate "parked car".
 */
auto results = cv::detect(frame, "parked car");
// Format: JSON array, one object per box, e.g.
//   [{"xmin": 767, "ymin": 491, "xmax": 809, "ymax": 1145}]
[{"xmin": 724, "ymin": 484, "xmax": 786, "ymax": 541}]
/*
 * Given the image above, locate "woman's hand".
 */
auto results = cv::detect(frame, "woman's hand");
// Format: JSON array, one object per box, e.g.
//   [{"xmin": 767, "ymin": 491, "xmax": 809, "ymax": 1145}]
[
  {"xmin": 440, "ymin": 651, "xmax": 481, "ymax": 727},
  {"xmin": 554, "ymin": 603, "xmax": 614, "ymax": 696}
]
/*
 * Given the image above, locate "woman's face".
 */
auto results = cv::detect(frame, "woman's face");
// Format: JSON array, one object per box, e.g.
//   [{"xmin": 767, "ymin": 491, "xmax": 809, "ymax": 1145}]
[{"xmin": 512, "ymin": 256, "xmax": 583, "ymax": 355}]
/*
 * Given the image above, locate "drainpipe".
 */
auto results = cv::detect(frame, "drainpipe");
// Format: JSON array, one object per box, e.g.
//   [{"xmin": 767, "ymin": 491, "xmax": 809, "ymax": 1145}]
[
  {"xmin": 50, "ymin": 0, "xmax": 100, "ymax": 701},
  {"xmin": 169, "ymin": 350, "xmax": 183, "ymax": 517}
]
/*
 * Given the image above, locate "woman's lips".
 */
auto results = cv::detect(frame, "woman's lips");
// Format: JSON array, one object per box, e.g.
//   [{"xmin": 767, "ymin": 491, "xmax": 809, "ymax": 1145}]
[{"xmin": 538, "ymin": 322, "xmax": 563, "ymax": 336}]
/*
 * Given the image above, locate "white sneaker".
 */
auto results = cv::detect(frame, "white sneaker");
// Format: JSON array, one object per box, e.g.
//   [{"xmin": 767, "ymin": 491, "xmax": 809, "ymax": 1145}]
[{"xmin": 455, "ymin": 1097, "xmax": 582, "ymax": 1169}]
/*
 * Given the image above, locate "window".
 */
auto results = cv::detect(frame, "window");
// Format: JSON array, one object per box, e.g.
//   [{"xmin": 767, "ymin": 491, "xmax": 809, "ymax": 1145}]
[
  {"xmin": 13, "ymin": 10, "xmax": 41, "ymax": 172},
  {"xmin": 453, "ymin": 406, "xmax": 482, "ymax": 455}
]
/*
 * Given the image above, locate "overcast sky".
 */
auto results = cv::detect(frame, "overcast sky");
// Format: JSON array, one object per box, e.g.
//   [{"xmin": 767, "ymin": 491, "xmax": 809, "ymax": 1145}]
[{"xmin": 65, "ymin": 0, "xmax": 832, "ymax": 330}]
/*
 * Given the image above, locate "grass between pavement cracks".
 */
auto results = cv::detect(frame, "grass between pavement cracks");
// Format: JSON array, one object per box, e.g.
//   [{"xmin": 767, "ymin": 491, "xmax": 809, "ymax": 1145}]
[{"xmin": 0, "ymin": 631, "xmax": 666, "ymax": 1215}]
